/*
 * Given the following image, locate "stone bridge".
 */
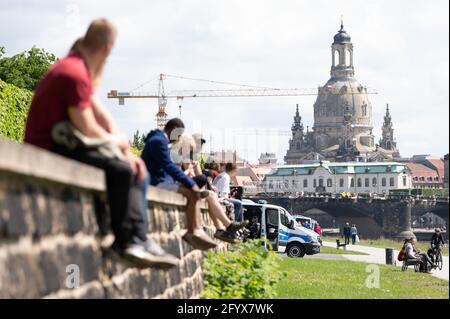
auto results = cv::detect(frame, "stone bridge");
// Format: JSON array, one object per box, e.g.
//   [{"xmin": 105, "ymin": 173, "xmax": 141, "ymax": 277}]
[{"xmin": 248, "ymin": 195, "xmax": 449, "ymax": 239}]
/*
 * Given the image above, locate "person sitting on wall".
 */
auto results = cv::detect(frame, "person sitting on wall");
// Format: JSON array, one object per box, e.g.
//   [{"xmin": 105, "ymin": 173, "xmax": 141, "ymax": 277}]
[
  {"xmin": 212, "ymin": 163, "xmax": 243, "ymax": 222},
  {"xmin": 24, "ymin": 18, "xmax": 178, "ymax": 269},
  {"xmin": 141, "ymin": 118, "xmax": 217, "ymax": 250},
  {"xmin": 170, "ymin": 133, "xmax": 248, "ymax": 243}
]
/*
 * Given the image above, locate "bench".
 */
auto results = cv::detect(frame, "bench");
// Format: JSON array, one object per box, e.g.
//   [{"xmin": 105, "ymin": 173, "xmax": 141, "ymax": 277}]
[
  {"xmin": 401, "ymin": 257, "xmax": 421, "ymax": 272},
  {"xmin": 336, "ymin": 239, "xmax": 347, "ymax": 250}
]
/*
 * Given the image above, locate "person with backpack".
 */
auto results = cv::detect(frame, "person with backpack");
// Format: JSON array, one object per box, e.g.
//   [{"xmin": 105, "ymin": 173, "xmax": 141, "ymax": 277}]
[{"xmin": 403, "ymin": 237, "xmax": 433, "ymax": 273}]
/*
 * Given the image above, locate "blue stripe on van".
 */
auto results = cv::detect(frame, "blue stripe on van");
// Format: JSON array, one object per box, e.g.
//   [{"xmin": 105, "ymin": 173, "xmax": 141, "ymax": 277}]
[{"xmin": 279, "ymin": 229, "xmax": 311, "ymax": 242}]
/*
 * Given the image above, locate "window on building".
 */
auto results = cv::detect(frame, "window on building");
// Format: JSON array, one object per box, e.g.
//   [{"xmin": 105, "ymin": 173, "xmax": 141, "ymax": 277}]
[
  {"xmin": 420, "ymin": 177, "xmax": 425, "ymax": 182},
  {"xmin": 334, "ymin": 50, "xmax": 340, "ymax": 66},
  {"xmin": 382, "ymin": 178, "xmax": 386, "ymax": 187},
  {"xmin": 327, "ymin": 179, "xmax": 332, "ymax": 187},
  {"xmin": 372, "ymin": 177, "xmax": 377, "ymax": 187},
  {"xmin": 390, "ymin": 177, "xmax": 395, "ymax": 187},
  {"xmin": 340, "ymin": 178, "xmax": 344, "ymax": 187},
  {"xmin": 350, "ymin": 178, "xmax": 354, "ymax": 187},
  {"xmin": 284, "ymin": 180, "xmax": 289, "ymax": 190},
  {"xmin": 292, "ymin": 180, "xmax": 297, "ymax": 187},
  {"xmin": 365, "ymin": 178, "xmax": 370, "ymax": 187},
  {"xmin": 313, "ymin": 179, "xmax": 317, "ymax": 188},
  {"xmin": 434, "ymin": 177, "xmax": 440, "ymax": 182},
  {"xmin": 414, "ymin": 177, "xmax": 419, "ymax": 181},
  {"xmin": 318, "ymin": 179, "xmax": 324, "ymax": 187},
  {"xmin": 362, "ymin": 104, "xmax": 367, "ymax": 117},
  {"xmin": 403, "ymin": 176, "xmax": 407, "ymax": 187},
  {"xmin": 427, "ymin": 176, "xmax": 433, "ymax": 182},
  {"xmin": 357, "ymin": 178, "xmax": 362, "ymax": 187},
  {"xmin": 303, "ymin": 179, "xmax": 308, "ymax": 188},
  {"xmin": 269, "ymin": 182, "xmax": 273, "ymax": 189}
]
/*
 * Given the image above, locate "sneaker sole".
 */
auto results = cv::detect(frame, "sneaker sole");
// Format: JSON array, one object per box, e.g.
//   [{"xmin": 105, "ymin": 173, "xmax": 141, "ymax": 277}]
[
  {"xmin": 123, "ymin": 251, "xmax": 179, "ymax": 269},
  {"xmin": 214, "ymin": 233, "xmax": 236, "ymax": 244},
  {"xmin": 191, "ymin": 234, "xmax": 217, "ymax": 250}
]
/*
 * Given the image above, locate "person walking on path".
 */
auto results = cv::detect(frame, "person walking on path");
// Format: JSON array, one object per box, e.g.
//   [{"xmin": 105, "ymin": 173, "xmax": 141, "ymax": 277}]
[
  {"xmin": 343, "ymin": 222, "xmax": 351, "ymax": 245},
  {"xmin": 351, "ymin": 224, "xmax": 358, "ymax": 244}
]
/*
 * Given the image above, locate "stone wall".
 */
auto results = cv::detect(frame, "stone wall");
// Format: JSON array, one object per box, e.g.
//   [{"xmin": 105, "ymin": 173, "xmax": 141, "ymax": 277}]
[{"xmin": 0, "ymin": 140, "xmax": 221, "ymax": 299}]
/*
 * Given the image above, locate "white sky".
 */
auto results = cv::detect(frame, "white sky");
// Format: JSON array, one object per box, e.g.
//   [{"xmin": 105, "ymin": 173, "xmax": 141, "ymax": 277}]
[{"xmin": 1, "ymin": 0, "xmax": 449, "ymax": 163}]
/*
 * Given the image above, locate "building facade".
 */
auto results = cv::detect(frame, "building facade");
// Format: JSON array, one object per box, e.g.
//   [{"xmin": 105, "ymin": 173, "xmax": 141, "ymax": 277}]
[
  {"xmin": 284, "ymin": 23, "xmax": 400, "ymax": 164},
  {"xmin": 444, "ymin": 153, "xmax": 449, "ymax": 189},
  {"xmin": 263, "ymin": 162, "xmax": 412, "ymax": 194},
  {"xmin": 403, "ymin": 155, "xmax": 445, "ymax": 189}
]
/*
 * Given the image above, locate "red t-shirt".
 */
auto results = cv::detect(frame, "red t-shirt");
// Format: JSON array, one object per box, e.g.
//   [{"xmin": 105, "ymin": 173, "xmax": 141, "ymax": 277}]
[{"xmin": 25, "ymin": 51, "xmax": 92, "ymax": 150}]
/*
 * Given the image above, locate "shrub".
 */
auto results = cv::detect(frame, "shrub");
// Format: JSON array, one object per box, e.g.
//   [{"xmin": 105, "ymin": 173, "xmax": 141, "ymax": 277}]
[
  {"xmin": 201, "ymin": 239, "xmax": 284, "ymax": 299},
  {"xmin": 0, "ymin": 79, "xmax": 32, "ymax": 142}
]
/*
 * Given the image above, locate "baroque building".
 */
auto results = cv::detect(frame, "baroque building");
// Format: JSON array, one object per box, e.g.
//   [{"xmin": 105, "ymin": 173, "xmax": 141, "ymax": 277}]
[
  {"xmin": 263, "ymin": 162, "xmax": 411, "ymax": 195},
  {"xmin": 285, "ymin": 22, "xmax": 400, "ymax": 164}
]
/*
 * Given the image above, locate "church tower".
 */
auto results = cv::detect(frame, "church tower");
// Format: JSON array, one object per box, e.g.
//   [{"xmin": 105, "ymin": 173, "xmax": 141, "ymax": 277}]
[
  {"xmin": 379, "ymin": 104, "xmax": 398, "ymax": 152},
  {"xmin": 290, "ymin": 104, "xmax": 304, "ymax": 150},
  {"xmin": 284, "ymin": 104, "xmax": 311, "ymax": 164},
  {"xmin": 330, "ymin": 20, "xmax": 354, "ymax": 78}
]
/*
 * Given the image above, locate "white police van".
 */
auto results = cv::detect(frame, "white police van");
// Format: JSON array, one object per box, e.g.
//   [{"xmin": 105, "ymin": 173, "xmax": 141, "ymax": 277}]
[{"xmin": 242, "ymin": 200, "xmax": 321, "ymax": 257}]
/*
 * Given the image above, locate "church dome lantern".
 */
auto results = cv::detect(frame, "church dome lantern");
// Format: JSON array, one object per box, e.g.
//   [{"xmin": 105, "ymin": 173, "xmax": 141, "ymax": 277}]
[{"xmin": 333, "ymin": 23, "xmax": 352, "ymax": 44}]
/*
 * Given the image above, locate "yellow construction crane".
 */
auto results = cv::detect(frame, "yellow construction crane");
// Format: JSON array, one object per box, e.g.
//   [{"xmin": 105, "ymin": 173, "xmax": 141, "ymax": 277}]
[{"xmin": 107, "ymin": 73, "xmax": 377, "ymax": 128}]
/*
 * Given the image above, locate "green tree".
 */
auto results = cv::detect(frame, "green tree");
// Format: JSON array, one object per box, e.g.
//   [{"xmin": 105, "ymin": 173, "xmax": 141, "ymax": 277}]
[
  {"xmin": 130, "ymin": 129, "xmax": 147, "ymax": 152},
  {"xmin": 0, "ymin": 79, "xmax": 33, "ymax": 142},
  {"xmin": 0, "ymin": 46, "xmax": 56, "ymax": 91}
]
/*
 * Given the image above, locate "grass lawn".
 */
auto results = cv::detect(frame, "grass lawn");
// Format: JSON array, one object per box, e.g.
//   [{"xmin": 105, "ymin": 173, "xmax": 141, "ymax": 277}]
[
  {"xmin": 275, "ymin": 258, "xmax": 449, "ymax": 299},
  {"xmin": 319, "ymin": 246, "xmax": 368, "ymax": 255},
  {"xmin": 322, "ymin": 236, "xmax": 449, "ymax": 256}
]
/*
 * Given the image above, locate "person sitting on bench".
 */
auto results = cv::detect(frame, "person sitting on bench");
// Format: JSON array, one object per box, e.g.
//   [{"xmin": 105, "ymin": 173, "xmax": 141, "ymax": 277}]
[{"xmin": 405, "ymin": 237, "xmax": 433, "ymax": 273}]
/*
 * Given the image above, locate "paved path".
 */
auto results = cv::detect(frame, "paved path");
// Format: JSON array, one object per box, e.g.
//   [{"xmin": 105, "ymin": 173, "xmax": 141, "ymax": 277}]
[{"xmin": 320, "ymin": 241, "xmax": 449, "ymax": 282}]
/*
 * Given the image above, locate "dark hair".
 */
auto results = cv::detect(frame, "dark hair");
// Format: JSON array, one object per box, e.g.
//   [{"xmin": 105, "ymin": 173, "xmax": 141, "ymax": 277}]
[
  {"xmin": 165, "ymin": 118, "xmax": 184, "ymax": 132},
  {"xmin": 202, "ymin": 170, "xmax": 213, "ymax": 178},
  {"xmin": 164, "ymin": 118, "xmax": 185, "ymax": 141},
  {"xmin": 225, "ymin": 162, "xmax": 237, "ymax": 173}
]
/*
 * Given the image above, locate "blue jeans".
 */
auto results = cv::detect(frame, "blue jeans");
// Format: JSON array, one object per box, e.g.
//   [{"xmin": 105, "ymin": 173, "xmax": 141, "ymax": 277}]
[{"xmin": 226, "ymin": 198, "xmax": 243, "ymax": 222}]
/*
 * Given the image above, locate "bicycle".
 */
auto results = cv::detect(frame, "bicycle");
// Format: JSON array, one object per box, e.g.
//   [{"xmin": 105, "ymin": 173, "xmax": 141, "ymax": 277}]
[{"xmin": 430, "ymin": 246, "xmax": 444, "ymax": 271}]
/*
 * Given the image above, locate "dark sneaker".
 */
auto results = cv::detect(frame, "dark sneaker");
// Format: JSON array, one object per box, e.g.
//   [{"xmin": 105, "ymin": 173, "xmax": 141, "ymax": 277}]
[
  {"xmin": 192, "ymin": 230, "xmax": 217, "ymax": 250},
  {"xmin": 226, "ymin": 220, "xmax": 249, "ymax": 233},
  {"xmin": 183, "ymin": 230, "xmax": 217, "ymax": 250},
  {"xmin": 214, "ymin": 229, "xmax": 237, "ymax": 244},
  {"xmin": 122, "ymin": 240, "xmax": 179, "ymax": 269},
  {"xmin": 182, "ymin": 232, "xmax": 196, "ymax": 247}
]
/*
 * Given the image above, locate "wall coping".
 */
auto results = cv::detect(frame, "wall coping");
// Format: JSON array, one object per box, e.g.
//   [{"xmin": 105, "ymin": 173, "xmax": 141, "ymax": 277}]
[
  {"xmin": 0, "ymin": 139, "xmax": 105, "ymax": 191},
  {"xmin": 0, "ymin": 139, "xmax": 203, "ymax": 208}
]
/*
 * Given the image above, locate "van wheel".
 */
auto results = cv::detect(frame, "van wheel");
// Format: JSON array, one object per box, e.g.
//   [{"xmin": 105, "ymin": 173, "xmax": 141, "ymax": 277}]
[{"xmin": 287, "ymin": 244, "xmax": 305, "ymax": 258}]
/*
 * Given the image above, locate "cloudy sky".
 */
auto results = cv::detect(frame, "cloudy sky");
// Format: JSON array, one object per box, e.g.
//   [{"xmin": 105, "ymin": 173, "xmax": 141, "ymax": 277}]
[{"xmin": 1, "ymin": 0, "xmax": 448, "ymax": 163}]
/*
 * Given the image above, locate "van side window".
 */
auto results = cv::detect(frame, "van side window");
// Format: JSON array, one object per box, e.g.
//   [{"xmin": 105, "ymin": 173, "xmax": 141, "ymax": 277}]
[
  {"xmin": 280, "ymin": 210, "xmax": 290, "ymax": 227},
  {"xmin": 266, "ymin": 209, "xmax": 279, "ymax": 227}
]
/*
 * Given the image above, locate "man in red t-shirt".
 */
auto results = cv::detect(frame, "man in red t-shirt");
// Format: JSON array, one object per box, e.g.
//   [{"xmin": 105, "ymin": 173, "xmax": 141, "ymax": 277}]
[{"xmin": 25, "ymin": 18, "xmax": 178, "ymax": 269}]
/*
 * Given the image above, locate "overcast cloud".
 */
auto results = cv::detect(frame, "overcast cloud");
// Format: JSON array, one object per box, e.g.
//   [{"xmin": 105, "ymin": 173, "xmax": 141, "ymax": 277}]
[{"xmin": 1, "ymin": 0, "xmax": 448, "ymax": 163}]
